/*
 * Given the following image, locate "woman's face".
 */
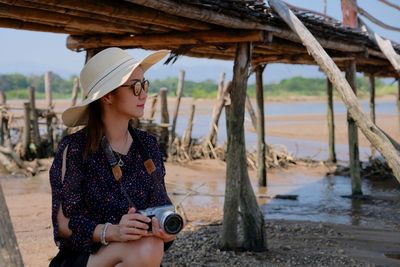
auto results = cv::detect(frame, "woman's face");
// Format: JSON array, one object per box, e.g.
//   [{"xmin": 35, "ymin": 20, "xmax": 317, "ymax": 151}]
[{"xmin": 108, "ymin": 66, "xmax": 147, "ymax": 119}]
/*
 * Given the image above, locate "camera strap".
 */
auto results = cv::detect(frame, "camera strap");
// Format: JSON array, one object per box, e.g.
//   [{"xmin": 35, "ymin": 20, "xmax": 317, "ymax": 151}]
[{"xmin": 100, "ymin": 124, "xmax": 156, "ymax": 183}]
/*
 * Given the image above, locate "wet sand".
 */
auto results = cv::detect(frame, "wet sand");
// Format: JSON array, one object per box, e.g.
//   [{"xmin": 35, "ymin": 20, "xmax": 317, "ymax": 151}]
[{"xmin": 1, "ymin": 96, "xmax": 400, "ymax": 266}]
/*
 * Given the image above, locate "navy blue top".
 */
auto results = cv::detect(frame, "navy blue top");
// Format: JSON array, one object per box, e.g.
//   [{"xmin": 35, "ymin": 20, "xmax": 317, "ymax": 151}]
[{"xmin": 49, "ymin": 128, "xmax": 172, "ymax": 253}]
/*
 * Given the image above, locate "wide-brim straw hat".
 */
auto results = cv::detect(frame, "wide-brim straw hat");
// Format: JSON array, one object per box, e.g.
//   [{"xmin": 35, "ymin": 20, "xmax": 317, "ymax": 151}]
[{"xmin": 62, "ymin": 47, "xmax": 169, "ymax": 127}]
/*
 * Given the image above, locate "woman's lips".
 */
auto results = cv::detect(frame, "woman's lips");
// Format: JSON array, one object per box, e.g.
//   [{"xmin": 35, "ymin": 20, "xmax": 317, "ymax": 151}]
[{"xmin": 137, "ymin": 104, "xmax": 145, "ymax": 108}]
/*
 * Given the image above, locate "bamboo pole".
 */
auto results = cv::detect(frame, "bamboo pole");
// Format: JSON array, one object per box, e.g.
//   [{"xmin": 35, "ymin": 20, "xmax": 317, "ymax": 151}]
[
  {"xmin": 268, "ymin": 0, "xmax": 400, "ymax": 183},
  {"xmin": 71, "ymin": 77, "xmax": 79, "ymax": 107},
  {"xmin": 170, "ymin": 71, "xmax": 184, "ymax": 147},
  {"xmin": 327, "ymin": 78, "xmax": 337, "ymax": 163},
  {"xmin": 44, "ymin": 71, "xmax": 52, "ymax": 109},
  {"xmin": 255, "ymin": 65, "xmax": 267, "ymax": 186},
  {"xmin": 182, "ymin": 104, "xmax": 195, "ymax": 153},
  {"xmin": 369, "ymin": 75, "xmax": 376, "ymax": 156},
  {"xmin": 22, "ymin": 102, "xmax": 31, "ymax": 160},
  {"xmin": 28, "ymin": 86, "xmax": 41, "ymax": 153},
  {"xmin": 346, "ymin": 61, "xmax": 362, "ymax": 195}
]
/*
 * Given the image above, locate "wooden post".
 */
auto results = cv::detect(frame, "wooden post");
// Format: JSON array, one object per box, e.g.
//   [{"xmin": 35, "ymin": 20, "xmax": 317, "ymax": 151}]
[
  {"xmin": 341, "ymin": 0, "xmax": 358, "ymax": 28},
  {"xmin": 221, "ymin": 42, "xmax": 266, "ymax": 252},
  {"xmin": 159, "ymin": 87, "xmax": 169, "ymax": 159},
  {"xmin": 0, "ymin": 90, "xmax": 5, "ymax": 106},
  {"xmin": 0, "ymin": 183, "xmax": 24, "ymax": 267},
  {"xmin": 346, "ymin": 61, "xmax": 362, "ymax": 195},
  {"xmin": 245, "ymin": 94, "xmax": 257, "ymax": 130},
  {"xmin": 0, "ymin": 111, "xmax": 3, "ymax": 146},
  {"xmin": 327, "ymin": 78, "xmax": 337, "ymax": 163},
  {"xmin": 28, "ymin": 86, "xmax": 41, "ymax": 155},
  {"xmin": 71, "ymin": 77, "xmax": 79, "ymax": 107},
  {"xmin": 369, "ymin": 75, "xmax": 376, "ymax": 156},
  {"xmin": 149, "ymin": 95, "xmax": 158, "ymax": 121},
  {"xmin": 182, "ymin": 104, "xmax": 195, "ymax": 154},
  {"xmin": 206, "ymin": 81, "xmax": 232, "ymax": 147},
  {"xmin": 255, "ymin": 65, "xmax": 267, "ymax": 186},
  {"xmin": 397, "ymin": 80, "xmax": 400, "ymax": 132},
  {"xmin": 268, "ymin": 0, "xmax": 400, "ymax": 183},
  {"xmin": 44, "ymin": 71, "xmax": 53, "ymax": 109},
  {"xmin": 170, "ymin": 70, "xmax": 184, "ymax": 146},
  {"xmin": 22, "ymin": 102, "xmax": 31, "ymax": 160}
]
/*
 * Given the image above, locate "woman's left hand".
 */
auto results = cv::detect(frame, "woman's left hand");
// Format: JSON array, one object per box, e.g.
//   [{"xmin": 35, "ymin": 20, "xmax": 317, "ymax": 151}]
[{"xmin": 151, "ymin": 217, "xmax": 176, "ymax": 242}]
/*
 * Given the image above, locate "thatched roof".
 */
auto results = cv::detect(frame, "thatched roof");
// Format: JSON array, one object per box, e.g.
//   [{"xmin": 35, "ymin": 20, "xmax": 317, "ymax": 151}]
[{"xmin": 1, "ymin": 0, "xmax": 399, "ymax": 77}]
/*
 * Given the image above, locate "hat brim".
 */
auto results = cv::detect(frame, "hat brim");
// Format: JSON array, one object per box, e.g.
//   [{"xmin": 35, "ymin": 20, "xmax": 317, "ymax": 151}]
[{"xmin": 62, "ymin": 50, "xmax": 169, "ymax": 127}]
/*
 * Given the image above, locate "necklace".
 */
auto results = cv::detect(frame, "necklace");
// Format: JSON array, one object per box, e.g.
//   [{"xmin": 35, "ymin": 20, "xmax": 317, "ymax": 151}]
[{"xmin": 114, "ymin": 151, "xmax": 125, "ymax": 167}]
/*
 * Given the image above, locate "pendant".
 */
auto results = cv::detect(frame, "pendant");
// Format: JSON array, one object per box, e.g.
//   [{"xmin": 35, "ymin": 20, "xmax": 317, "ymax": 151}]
[{"xmin": 117, "ymin": 158, "xmax": 124, "ymax": 167}]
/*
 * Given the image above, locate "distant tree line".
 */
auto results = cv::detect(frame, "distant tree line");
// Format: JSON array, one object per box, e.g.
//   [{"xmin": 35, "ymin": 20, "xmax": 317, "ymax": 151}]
[{"xmin": 0, "ymin": 73, "xmax": 395, "ymax": 99}]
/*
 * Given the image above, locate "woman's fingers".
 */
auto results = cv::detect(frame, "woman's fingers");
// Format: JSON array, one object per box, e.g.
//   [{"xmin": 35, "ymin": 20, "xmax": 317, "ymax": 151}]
[
  {"xmin": 126, "ymin": 213, "xmax": 151, "ymax": 224},
  {"xmin": 128, "ymin": 220, "xmax": 149, "ymax": 230}
]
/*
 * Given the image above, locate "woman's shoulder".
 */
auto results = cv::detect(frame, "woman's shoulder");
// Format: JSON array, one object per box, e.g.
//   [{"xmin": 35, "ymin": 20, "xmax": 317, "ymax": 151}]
[
  {"xmin": 58, "ymin": 128, "xmax": 87, "ymax": 153},
  {"xmin": 134, "ymin": 128, "xmax": 158, "ymax": 147}
]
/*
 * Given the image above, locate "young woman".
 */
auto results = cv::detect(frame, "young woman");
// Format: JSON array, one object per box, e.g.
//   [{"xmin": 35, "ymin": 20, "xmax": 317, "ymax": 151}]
[{"xmin": 49, "ymin": 47, "xmax": 176, "ymax": 267}]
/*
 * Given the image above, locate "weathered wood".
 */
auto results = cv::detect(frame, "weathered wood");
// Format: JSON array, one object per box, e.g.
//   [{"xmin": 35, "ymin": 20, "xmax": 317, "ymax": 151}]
[
  {"xmin": 44, "ymin": 71, "xmax": 52, "ymax": 109},
  {"xmin": 0, "ymin": 183, "xmax": 24, "ymax": 267},
  {"xmin": 0, "ymin": 2, "xmax": 132, "ymax": 34},
  {"xmin": 206, "ymin": 81, "xmax": 231, "ymax": 147},
  {"xmin": 28, "ymin": 0, "xmax": 210, "ymax": 31},
  {"xmin": 67, "ymin": 30, "xmax": 267, "ymax": 50},
  {"xmin": 245, "ymin": 95, "xmax": 257, "ymax": 130},
  {"xmin": 22, "ymin": 102, "xmax": 31, "ymax": 160},
  {"xmin": 369, "ymin": 75, "xmax": 376, "ymax": 156},
  {"xmin": 222, "ymin": 43, "xmax": 266, "ymax": 252},
  {"xmin": 327, "ymin": 79, "xmax": 337, "ymax": 163},
  {"xmin": 159, "ymin": 87, "xmax": 169, "ymax": 159},
  {"xmin": 149, "ymin": 95, "xmax": 158, "ymax": 121},
  {"xmin": 170, "ymin": 71, "xmax": 184, "ymax": 147},
  {"xmin": 0, "ymin": 17, "xmax": 82, "ymax": 34},
  {"xmin": 268, "ymin": 0, "xmax": 400, "ymax": 183},
  {"xmin": 182, "ymin": 104, "xmax": 195, "ymax": 153},
  {"xmin": 0, "ymin": 90, "xmax": 5, "ymax": 105},
  {"xmin": 208, "ymin": 72, "xmax": 225, "ymax": 146},
  {"xmin": 346, "ymin": 60, "xmax": 362, "ymax": 195},
  {"xmin": 28, "ymin": 87, "xmax": 40, "ymax": 152},
  {"xmin": 71, "ymin": 77, "xmax": 79, "ymax": 107},
  {"xmin": 398, "ymin": 80, "xmax": 400, "ymax": 132},
  {"xmin": 341, "ymin": 0, "xmax": 358, "ymax": 28},
  {"xmin": 0, "ymin": 111, "xmax": 3, "ymax": 146},
  {"xmin": 255, "ymin": 65, "xmax": 267, "ymax": 186}
]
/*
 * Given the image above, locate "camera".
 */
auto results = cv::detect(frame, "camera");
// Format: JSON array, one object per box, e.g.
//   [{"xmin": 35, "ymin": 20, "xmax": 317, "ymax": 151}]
[{"xmin": 137, "ymin": 205, "xmax": 184, "ymax": 235}]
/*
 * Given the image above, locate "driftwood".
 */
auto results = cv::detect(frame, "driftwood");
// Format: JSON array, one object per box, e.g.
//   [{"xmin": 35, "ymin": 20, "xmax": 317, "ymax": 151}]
[{"xmin": 268, "ymin": 0, "xmax": 400, "ymax": 184}]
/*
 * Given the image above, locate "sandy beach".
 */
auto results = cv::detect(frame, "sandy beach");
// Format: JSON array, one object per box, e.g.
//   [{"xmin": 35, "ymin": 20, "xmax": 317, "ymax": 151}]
[{"xmin": 1, "ymin": 96, "xmax": 400, "ymax": 266}]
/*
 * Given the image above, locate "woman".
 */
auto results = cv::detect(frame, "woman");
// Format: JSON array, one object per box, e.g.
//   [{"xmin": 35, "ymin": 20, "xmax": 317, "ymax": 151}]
[{"xmin": 49, "ymin": 47, "xmax": 176, "ymax": 267}]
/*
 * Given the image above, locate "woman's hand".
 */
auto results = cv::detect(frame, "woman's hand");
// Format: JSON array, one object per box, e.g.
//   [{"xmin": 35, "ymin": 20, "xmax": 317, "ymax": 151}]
[
  {"xmin": 150, "ymin": 217, "xmax": 177, "ymax": 243},
  {"xmin": 109, "ymin": 207, "xmax": 152, "ymax": 242}
]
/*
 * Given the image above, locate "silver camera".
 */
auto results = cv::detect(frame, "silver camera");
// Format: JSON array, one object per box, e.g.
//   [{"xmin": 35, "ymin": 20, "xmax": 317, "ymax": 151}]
[{"xmin": 137, "ymin": 205, "xmax": 183, "ymax": 235}]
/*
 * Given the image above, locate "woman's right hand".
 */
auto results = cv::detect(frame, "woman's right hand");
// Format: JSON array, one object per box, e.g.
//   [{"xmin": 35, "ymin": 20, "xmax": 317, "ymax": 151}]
[{"xmin": 110, "ymin": 207, "xmax": 152, "ymax": 242}]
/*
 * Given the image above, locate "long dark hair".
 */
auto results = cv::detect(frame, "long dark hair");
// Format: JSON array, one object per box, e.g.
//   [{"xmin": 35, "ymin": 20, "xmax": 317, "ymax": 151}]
[{"xmin": 84, "ymin": 100, "xmax": 103, "ymax": 159}]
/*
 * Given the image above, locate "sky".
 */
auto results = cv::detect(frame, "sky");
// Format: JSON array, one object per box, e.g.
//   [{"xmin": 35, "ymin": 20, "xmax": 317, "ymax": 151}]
[{"xmin": 0, "ymin": 0, "xmax": 399, "ymax": 83}]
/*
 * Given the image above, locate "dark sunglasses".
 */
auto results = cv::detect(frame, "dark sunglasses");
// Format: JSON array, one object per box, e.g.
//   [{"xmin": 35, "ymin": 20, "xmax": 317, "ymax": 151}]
[{"xmin": 120, "ymin": 79, "xmax": 150, "ymax": 96}]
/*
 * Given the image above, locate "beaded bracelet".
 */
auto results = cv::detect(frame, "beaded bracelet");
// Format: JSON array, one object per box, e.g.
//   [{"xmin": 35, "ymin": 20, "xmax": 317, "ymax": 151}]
[{"xmin": 100, "ymin": 222, "xmax": 111, "ymax": 246}]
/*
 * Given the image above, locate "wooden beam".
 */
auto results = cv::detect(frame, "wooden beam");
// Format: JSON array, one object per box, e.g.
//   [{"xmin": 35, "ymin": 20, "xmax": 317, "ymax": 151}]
[
  {"xmin": 255, "ymin": 65, "xmax": 267, "ymax": 186},
  {"xmin": 25, "ymin": 0, "xmax": 211, "ymax": 31},
  {"xmin": 67, "ymin": 30, "xmax": 267, "ymax": 51},
  {"xmin": 268, "ymin": 0, "xmax": 400, "ymax": 183},
  {"xmin": 0, "ymin": 17, "xmax": 80, "ymax": 34}
]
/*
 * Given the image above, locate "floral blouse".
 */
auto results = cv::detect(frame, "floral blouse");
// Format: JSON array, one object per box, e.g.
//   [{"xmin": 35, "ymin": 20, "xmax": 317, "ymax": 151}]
[{"xmin": 49, "ymin": 128, "xmax": 172, "ymax": 253}]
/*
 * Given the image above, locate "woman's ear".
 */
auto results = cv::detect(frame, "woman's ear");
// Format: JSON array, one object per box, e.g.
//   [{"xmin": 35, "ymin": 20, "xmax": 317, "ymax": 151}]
[{"xmin": 101, "ymin": 92, "xmax": 113, "ymax": 105}]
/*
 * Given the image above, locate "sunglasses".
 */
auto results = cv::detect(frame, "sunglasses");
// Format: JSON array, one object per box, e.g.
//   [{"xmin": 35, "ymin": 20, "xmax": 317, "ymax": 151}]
[{"xmin": 120, "ymin": 79, "xmax": 150, "ymax": 96}]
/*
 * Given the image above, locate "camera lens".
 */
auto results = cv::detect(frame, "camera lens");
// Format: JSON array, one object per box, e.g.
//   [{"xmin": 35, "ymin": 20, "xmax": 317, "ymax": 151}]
[{"xmin": 163, "ymin": 214, "xmax": 183, "ymax": 235}]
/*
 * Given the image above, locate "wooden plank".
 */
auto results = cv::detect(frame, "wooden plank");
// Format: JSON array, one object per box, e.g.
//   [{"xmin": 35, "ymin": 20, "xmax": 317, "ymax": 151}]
[{"xmin": 268, "ymin": 0, "xmax": 400, "ymax": 182}]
